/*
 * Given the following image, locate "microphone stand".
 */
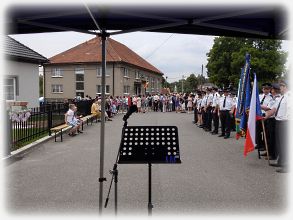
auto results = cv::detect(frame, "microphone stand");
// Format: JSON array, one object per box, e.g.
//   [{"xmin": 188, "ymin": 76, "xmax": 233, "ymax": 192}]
[{"xmin": 104, "ymin": 119, "xmax": 128, "ymax": 215}]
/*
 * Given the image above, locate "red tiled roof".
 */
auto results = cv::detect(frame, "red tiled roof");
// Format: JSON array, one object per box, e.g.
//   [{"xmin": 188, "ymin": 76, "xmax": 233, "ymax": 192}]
[{"xmin": 49, "ymin": 36, "xmax": 163, "ymax": 75}]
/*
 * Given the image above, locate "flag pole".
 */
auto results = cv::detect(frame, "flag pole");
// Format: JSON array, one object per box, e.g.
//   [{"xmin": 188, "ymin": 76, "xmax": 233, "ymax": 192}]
[{"xmin": 261, "ymin": 119, "xmax": 270, "ymax": 165}]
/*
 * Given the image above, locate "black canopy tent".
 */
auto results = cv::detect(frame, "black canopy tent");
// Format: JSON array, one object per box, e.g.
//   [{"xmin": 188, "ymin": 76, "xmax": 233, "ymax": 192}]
[{"xmin": 6, "ymin": 4, "xmax": 288, "ymax": 214}]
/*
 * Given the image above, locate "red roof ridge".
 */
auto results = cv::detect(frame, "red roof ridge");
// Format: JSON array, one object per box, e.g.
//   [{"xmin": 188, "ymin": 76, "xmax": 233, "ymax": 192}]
[{"xmin": 49, "ymin": 36, "xmax": 163, "ymax": 75}]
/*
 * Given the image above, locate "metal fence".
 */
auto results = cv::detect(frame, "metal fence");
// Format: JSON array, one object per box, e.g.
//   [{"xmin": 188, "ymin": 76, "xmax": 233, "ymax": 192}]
[{"xmin": 8, "ymin": 100, "xmax": 94, "ymax": 152}]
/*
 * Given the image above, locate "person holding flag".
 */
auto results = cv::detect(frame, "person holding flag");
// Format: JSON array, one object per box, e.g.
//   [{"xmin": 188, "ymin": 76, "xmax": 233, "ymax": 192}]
[
  {"xmin": 244, "ymin": 73, "xmax": 263, "ymax": 156},
  {"xmin": 264, "ymin": 80, "xmax": 290, "ymax": 173}
]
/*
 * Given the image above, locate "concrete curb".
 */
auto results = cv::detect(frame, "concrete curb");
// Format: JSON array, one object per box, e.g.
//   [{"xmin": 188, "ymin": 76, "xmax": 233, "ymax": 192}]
[{"xmin": 2, "ymin": 126, "xmax": 72, "ymax": 165}]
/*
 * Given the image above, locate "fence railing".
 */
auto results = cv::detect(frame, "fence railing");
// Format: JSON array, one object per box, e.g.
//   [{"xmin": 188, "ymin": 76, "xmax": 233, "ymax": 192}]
[{"xmin": 8, "ymin": 100, "xmax": 94, "ymax": 153}]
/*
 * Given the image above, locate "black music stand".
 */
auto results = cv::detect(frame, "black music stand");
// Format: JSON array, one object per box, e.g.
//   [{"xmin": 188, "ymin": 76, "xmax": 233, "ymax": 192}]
[{"xmin": 118, "ymin": 126, "xmax": 181, "ymax": 215}]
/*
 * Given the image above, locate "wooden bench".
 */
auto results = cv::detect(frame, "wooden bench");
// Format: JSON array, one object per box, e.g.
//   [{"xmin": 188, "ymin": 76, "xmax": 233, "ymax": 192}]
[
  {"xmin": 50, "ymin": 124, "xmax": 69, "ymax": 142},
  {"xmin": 87, "ymin": 113, "xmax": 100, "ymax": 125}
]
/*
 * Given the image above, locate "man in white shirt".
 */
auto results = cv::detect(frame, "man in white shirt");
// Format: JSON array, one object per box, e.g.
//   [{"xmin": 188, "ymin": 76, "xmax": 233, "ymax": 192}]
[
  {"xmin": 256, "ymin": 83, "xmax": 273, "ymax": 151},
  {"xmin": 264, "ymin": 80, "xmax": 290, "ymax": 173},
  {"xmin": 211, "ymin": 87, "xmax": 220, "ymax": 134},
  {"xmin": 218, "ymin": 88, "xmax": 235, "ymax": 139}
]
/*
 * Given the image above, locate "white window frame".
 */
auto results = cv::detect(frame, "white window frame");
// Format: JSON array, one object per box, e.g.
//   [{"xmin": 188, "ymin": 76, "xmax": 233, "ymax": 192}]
[
  {"xmin": 4, "ymin": 77, "xmax": 16, "ymax": 101},
  {"xmin": 135, "ymin": 70, "xmax": 140, "ymax": 79},
  {"xmin": 51, "ymin": 84, "xmax": 63, "ymax": 93},
  {"xmin": 122, "ymin": 67, "xmax": 129, "ymax": 78},
  {"xmin": 123, "ymin": 85, "xmax": 130, "ymax": 95},
  {"xmin": 96, "ymin": 85, "xmax": 110, "ymax": 95},
  {"xmin": 52, "ymin": 68, "xmax": 63, "ymax": 77},
  {"xmin": 97, "ymin": 67, "xmax": 110, "ymax": 77}
]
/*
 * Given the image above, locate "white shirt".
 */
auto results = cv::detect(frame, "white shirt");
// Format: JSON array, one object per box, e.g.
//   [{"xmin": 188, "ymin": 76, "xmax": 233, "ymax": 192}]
[
  {"xmin": 219, "ymin": 95, "xmax": 234, "ymax": 111},
  {"xmin": 202, "ymin": 95, "xmax": 208, "ymax": 107},
  {"xmin": 212, "ymin": 93, "xmax": 220, "ymax": 107},
  {"xmin": 207, "ymin": 93, "xmax": 213, "ymax": 106},
  {"xmin": 272, "ymin": 91, "xmax": 291, "ymax": 121},
  {"xmin": 259, "ymin": 93, "xmax": 273, "ymax": 114},
  {"xmin": 66, "ymin": 109, "xmax": 74, "ymax": 123}
]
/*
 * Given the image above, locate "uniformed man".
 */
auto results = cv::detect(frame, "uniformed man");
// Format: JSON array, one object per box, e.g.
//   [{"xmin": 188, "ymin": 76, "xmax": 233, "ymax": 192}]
[
  {"xmin": 218, "ymin": 88, "xmax": 235, "ymax": 139},
  {"xmin": 205, "ymin": 87, "xmax": 213, "ymax": 131},
  {"xmin": 201, "ymin": 90, "xmax": 208, "ymax": 129},
  {"xmin": 256, "ymin": 83, "xmax": 273, "ymax": 151},
  {"xmin": 264, "ymin": 80, "xmax": 290, "ymax": 173},
  {"xmin": 211, "ymin": 87, "xmax": 220, "ymax": 134},
  {"xmin": 260, "ymin": 83, "xmax": 281, "ymax": 160}
]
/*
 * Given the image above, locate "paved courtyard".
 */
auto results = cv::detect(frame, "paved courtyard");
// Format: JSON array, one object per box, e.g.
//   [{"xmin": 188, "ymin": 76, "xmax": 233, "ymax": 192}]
[{"xmin": 4, "ymin": 111, "xmax": 288, "ymax": 216}]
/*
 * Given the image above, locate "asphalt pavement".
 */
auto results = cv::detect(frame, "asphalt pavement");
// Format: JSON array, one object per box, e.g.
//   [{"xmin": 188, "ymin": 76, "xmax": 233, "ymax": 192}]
[{"xmin": 4, "ymin": 111, "xmax": 288, "ymax": 216}]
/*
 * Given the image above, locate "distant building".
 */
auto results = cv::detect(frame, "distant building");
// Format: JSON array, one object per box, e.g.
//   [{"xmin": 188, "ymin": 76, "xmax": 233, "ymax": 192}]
[
  {"xmin": 43, "ymin": 36, "xmax": 163, "ymax": 101},
  {"xmin": 4, "ymin": 36, "xmax": 48, "ymax": 108}
]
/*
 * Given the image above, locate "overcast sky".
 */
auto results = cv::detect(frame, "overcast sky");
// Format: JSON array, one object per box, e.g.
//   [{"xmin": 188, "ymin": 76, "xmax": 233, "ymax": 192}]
[{"xmin": 10, "ymin": 32, "xmax": 289, "ymax": 82}]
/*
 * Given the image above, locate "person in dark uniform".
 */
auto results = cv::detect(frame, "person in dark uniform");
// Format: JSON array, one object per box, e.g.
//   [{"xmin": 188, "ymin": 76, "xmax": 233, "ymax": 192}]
[
  {"xmin": 260, "ymin": 83, "xmax": 281, "ymax": 160},
  {"xmin": 218, "ymin": 88, "xmax": 235, "ymax": 139},
  {"xmin": 211, "ymin": 87, "xmax": 220, "ymax": 134},
  {"xmin": 205, "ymin": 87, "xmax": 213, "ymax": 131},
  {"xmin": 264, "ymin": 80, "xmax": 290, "ymax": 173}
]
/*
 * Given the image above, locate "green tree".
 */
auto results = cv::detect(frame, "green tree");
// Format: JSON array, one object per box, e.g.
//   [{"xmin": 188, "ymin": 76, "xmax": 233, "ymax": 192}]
[{"xmin": 206, "ymin": 37, "xmax": 287, "ymax": 88}]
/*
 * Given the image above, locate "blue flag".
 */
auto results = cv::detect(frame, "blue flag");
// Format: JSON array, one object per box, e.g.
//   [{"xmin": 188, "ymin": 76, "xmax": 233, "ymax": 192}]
[{"xmin": 236, "ymin": 53, "xmax": 251, "ymax": 135}]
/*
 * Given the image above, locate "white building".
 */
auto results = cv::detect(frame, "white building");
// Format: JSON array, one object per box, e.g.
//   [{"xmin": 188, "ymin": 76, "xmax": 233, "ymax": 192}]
[{"xmin": 4, "ymin": 36, "xmax": 48, "ymax": 108}]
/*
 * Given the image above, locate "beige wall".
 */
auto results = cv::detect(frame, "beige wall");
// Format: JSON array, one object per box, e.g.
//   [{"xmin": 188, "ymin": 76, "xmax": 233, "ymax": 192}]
[{"xmin": 44, "ymin": 62, "xmax": 163, "ymax": 101}]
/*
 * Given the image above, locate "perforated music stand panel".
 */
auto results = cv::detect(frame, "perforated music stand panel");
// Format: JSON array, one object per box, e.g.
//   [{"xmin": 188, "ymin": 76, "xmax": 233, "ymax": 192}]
[{"xmin": 118, "ymin": 126, "xmax": 181, "ymax": 164}]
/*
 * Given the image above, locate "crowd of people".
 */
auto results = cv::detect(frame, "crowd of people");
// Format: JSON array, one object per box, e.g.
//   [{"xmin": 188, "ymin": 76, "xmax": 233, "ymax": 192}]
[
  {"xmin": 191, "ymin": 80, "xmax": 290, "ymax": 173},
  {"xmin": 65, "ymin": 80, "xmax": 290, "ymax": 173}
]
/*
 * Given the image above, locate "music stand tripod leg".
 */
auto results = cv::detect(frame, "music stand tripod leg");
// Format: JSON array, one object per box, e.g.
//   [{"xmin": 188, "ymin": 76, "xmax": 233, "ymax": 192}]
[{"xmin": 148, "ymin": 163, "xmax": 153, "ymax": 216}]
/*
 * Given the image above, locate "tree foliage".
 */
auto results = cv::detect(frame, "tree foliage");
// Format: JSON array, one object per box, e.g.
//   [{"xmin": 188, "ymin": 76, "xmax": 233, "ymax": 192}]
[
  {"xmin": 206, "ymin": 37, "xmax": 288, "ymax": 89},
  {"xmin": 168, "ymin": 74, "xmax": 208, "ymax": 93}
]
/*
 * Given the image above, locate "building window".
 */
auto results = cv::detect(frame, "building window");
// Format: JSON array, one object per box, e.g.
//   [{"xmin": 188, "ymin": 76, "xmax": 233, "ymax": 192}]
[
  {"xmin": 51, "ymin": 68, "xmax": 63, "ymax": 77},
  {"xmin": 96, "ymin": 85, "xmax": 110, "ymax": 94},
  {"xmin": 51, "ymin": 84, "xmax": 63, "ymax": 93},
  {"xmin": 75, "ymin": 67, "xmax": 84, "ymax": 97},
  {"xmin": 75, "ymin": 67, "xmax": 84, "ymax": 75},
  {"xmin": 135, "ymin": 70, "xmax": 140, "ymax": 79},
  {"xmin": 4, "ymin": 78, "xmax": 16, "ymax": 101},
  {"xmin": 122, "ymin": 67, "xmax": 129, "ymax": 78},
  {"xmin": 157, "ymin": 79, "xmax": 160, "ymax": 92},
  {"xmin": 97, "ymin": 67, "xmax": 110, "ymax": 77},
  {"xmin": 76, "ymin": 82, "xmax": 84, "ymax": 90},
  {"xmin": 123, "ymin": 85, "xmax": 130, "ymax": 94}
]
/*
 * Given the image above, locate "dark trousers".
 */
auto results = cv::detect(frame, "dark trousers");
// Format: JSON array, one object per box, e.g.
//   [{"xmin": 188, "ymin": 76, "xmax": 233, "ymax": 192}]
[
  {"xmin": 202, "ymin": 109, "xmax": 208, "ymax": 128},
  {"xmin": 206, "ymin": 106, "xmax": 213, "ymax": 131},
  {"xmin": 256, "ymin": 120, "xmax": 264, "ymax": 149},
  {"xmin": 154, "ymin": 101, "xmax": 159, "ymax": 111},
  {"xmin": 265, "ymin": 118, "xmax": 277, "ymax": 159},
  {"xmin": 220, "ymin": 110, "xmax": 231, "ymax": 136},
  {"xmin": 212, "ymin": 108, "xmax": 219, "ymax": 132},
  {"xmin": 275, "ymin": 120, "xmax": 289, "ymax": 167},
  {"xmin": 194, "ymin": 108, "xmax": 198, "ymax": 124}
]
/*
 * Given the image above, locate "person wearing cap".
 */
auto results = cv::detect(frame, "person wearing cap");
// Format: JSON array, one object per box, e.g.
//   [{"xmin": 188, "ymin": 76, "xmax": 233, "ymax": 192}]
[
  {"xmin": 200, "ymin": 90, "xmax": 208, "ymax": 128},
  {"xmin": 260, "ymin": 83, "xmax": 281, "ymax": 160},
  {"xmin": 218, "ymin": 88, "xmax": 235, "ymax": 139},
  {"xmin": 205, "ymin": 87, "xmax": 213, "ymax": 131},
  {"xmin": 256, "ymin": 83, "xmax": 273, "ymax": 151},
  {"xmin": 264, "ymin": 80, "xmax": 290, "ymax": 173},
  {"xmin": 211, "ymin": 87, "xmax": 220, "ymax": 134}
]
